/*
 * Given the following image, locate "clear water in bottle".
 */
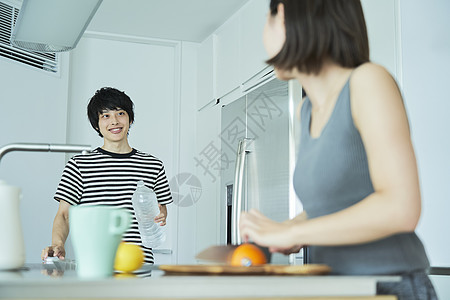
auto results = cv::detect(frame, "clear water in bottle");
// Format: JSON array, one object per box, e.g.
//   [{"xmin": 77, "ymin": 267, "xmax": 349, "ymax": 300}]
[{"xmin": 131, "ymin": 181, "xmax": 166, "ymax": 248}]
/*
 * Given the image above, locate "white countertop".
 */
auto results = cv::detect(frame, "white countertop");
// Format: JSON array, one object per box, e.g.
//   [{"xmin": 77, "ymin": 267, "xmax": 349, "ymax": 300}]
[{"xmin": 0, "ymin": 263, "xmax": 401, "ymax": 299}]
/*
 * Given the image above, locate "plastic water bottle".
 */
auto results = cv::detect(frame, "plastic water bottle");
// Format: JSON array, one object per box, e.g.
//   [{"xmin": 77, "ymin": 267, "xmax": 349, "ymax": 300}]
[{"xmin": 131, "ymin": 181, "xmax": 165, "ymax": 248}]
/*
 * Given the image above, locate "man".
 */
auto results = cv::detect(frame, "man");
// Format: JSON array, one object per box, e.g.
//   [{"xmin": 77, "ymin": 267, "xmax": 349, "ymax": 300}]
[{"xmin": 41, "ymin": 87, "xmax": 172, "ymax": 264}]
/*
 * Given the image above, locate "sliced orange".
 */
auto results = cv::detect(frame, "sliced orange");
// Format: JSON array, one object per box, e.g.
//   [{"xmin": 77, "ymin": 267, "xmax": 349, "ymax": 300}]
[{"xmin": 229, "ymin": 243, "xmax": 267, "ymax": 267}]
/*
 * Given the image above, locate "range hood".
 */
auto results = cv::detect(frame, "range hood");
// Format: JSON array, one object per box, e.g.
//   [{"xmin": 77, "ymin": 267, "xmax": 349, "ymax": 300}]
[{"xmin": 10, "ymin": 0, "xmax": 103, "ymax": 52}]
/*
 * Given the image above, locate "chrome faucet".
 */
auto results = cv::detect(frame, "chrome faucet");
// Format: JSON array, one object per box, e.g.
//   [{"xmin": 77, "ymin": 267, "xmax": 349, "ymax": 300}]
[{"xmin": 0, "ymin": 143, "xmax": 91, "ymax": 164}]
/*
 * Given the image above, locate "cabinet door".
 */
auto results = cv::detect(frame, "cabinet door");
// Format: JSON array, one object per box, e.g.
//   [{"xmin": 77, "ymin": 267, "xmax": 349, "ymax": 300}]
[
  {"xmin": 195, "ymin": 105, "xmax": 222, "ymax": 256},
  {"xmin": 239, "ymin": 0, "xmax": 269, "ymax": 84},
  {"xmin": 197, "ymin": 35, "xmax": 216, "ymax": 110},
  {"xmin": 215, "ymin": 14, "xmax": 240, "ymax": 99}
]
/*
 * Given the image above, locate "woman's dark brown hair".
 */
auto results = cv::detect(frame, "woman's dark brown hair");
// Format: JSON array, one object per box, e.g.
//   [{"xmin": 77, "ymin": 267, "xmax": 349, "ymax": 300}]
[{"xmin": 267, "ymin": 0, "xmax": 370, "ymax": 74}]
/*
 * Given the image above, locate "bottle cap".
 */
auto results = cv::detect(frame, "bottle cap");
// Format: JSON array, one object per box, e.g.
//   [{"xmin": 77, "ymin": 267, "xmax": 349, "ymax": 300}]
[{"xmin": 137, "ymin": 180, "xmax": 145, "ymax": 187}]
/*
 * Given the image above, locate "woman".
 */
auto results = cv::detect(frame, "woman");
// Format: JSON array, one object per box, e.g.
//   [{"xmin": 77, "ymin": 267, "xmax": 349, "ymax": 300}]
[{"xmin": 239, "ymin": 1, "xmax": 437, "ymax": 298}]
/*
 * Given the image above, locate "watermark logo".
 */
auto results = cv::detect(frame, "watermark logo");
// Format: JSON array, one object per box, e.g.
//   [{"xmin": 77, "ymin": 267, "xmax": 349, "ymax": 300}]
[
  {"xmin": 247, "ymin": 91, "xmax": 283, "ymax": 131},
  {"xmin": 194, "ymin": 142, "xmax": 232, "ymax": 183},
  {"xmin": 169, "ymin": 173, "xmax": 202, "ymax": 207},
  {"xmin": 194, "ymin": 89, "xmax": 285, "ymax": 183}
]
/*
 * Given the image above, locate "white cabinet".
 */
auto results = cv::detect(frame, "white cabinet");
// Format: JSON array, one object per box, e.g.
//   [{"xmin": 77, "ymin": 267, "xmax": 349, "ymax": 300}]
[
  {"xmin": 194, "ymin": 104, "xmax": 222, "ymax": 255},
  {"xmin": 214, "ymin": 0, "xmax": 270, "ymax": 100},
  {"xmin": 210, "ymin": 0, "xmax": 400, "ymax": 105},
  {"xmin": 197, "ymin": 35, "xmax": 216, "ymax": 110},
  {"xmin": 239, "ymin": 0, "xmax": 269, "ymax": 85},
  {"xmin": 194, "ymin": 1, "xmax": 271, "ymax": 255},
  {"xmin": 215, "ymin": 14, "xmax": 240, "ymax": 100}
]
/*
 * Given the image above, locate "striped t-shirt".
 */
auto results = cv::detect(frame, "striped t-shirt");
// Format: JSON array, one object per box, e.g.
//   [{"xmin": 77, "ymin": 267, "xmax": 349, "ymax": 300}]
[{"xmin": 54, "ymin": 147, "xmax": 173, "ymax": 264}]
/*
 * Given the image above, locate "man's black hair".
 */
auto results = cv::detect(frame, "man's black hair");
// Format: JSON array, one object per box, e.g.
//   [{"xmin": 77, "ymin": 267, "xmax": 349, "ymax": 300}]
[{"xmin": 87, "ymin": 87, "xmax": 135, "ymax": 137}]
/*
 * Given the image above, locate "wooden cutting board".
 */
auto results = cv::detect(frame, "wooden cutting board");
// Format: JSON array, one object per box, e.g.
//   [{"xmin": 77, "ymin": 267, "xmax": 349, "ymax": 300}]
[{"xmin": 159, "ymin": 264, "xmax": 331, "ymax": 276}]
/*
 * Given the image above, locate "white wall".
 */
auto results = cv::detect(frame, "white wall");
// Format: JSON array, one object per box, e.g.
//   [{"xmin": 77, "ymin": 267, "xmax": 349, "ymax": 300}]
[
  {"xmin": 361, "ymin": 0, "xmax": 401, "ymax": 80},
  {"xmin": 175, "ymin": 41, "xmax": 199, "ymax": 264},
  {"xmin": 0, "ymin": 53, "xmax": 71, "ymax": 263},
  {"xmin": 399, "ymin": 0, "xmax": 450, "ymax": 298},
  {"xmin": 400, "ymin": 0, "xmax": 450, "ymax": 267},
  {"xmin": 67, "ymin": 34, "xmax": 177, "ymax": 158}
]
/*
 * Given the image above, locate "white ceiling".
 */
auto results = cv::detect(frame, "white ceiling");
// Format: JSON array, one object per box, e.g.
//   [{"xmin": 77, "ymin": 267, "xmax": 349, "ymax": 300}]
[{"xmin": 86, "ymin": 0, "xmax": 251, "ymax": 43}]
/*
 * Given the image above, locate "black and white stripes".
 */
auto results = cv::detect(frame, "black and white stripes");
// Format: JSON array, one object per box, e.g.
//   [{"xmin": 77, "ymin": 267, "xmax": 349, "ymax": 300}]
[{"xmin": 54, "ymin": 147, "xmax": 172, "ymax": 264}]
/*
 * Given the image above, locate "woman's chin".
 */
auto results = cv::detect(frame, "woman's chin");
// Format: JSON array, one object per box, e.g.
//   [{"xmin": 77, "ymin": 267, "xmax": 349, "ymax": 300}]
[{"xmin": 274, "ymin": 68, "xmax": 295, "ymax": 81}]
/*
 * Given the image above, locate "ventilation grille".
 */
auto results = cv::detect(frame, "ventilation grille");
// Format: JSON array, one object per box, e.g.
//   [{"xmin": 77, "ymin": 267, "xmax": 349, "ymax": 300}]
[{"xmin": 0, "ymin": 1, "xmax": 59, "ymax": 73}]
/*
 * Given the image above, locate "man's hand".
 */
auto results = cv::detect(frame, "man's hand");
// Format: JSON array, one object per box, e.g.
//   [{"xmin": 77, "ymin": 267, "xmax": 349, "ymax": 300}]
[
  {"xmin": 154, "ymin": 204, "xmax": 167, "ymax": 226},
  {"xmin": 41, "ymin": 200, "xmax": 70, "ymax": 261},
  {"xmin": 41, "ymin": 245, "xmax": 66, "ymax": 260}
]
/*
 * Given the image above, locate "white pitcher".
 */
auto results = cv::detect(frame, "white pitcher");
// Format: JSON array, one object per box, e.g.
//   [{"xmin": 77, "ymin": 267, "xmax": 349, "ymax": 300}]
[{"xmin": 0, "ymin": 180, "xmax": 25, "ymax": 270}]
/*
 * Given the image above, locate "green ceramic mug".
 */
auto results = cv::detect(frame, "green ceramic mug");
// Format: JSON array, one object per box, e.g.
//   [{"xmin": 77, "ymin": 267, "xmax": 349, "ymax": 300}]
[{"xmin": 70, "ymin": 206, "xmax": 131, "ymax": 278}]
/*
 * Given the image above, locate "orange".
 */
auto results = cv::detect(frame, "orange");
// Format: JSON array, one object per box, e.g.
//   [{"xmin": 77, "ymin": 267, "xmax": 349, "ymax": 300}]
[
  {"xmin": 229, "ymin": 243, "xmax": 267, "ymax": 267},
  {"xmin": 114, "ymin": 242, "xmax": 144, "ymax": 273}
]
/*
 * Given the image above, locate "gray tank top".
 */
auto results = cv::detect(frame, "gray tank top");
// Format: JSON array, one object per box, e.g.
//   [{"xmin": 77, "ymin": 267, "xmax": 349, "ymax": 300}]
[{"xmin": 293, "ymin": 78, "xmax": 430, "ymax": 275}]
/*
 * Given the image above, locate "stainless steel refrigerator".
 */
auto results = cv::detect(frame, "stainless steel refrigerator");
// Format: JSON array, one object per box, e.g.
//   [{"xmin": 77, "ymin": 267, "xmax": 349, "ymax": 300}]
[{"xmin": 220, "ymin": 75, "xmax": 303, "ymax": 264}]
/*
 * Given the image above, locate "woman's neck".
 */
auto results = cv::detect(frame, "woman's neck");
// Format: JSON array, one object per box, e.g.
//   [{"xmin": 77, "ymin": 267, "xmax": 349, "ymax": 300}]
[{"xmin": 296, "ymin": 62, "xmax": 353, "ymax": 109}]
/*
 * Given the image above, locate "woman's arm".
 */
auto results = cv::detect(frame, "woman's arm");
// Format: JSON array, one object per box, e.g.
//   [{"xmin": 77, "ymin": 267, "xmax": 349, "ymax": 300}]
[
  {"xmin": 285, "ymin": 211, "xmax": 308, "ymax": 224},
  {"xmin": 240, "ymin": 63, "xmax": 421, "ymax": 249}
]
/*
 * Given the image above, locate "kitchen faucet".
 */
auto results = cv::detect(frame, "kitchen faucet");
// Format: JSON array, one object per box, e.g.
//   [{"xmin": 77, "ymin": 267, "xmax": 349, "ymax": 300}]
[{"xmin": 0, "ymin": 143, "xmax": 91, "ymax": 165}]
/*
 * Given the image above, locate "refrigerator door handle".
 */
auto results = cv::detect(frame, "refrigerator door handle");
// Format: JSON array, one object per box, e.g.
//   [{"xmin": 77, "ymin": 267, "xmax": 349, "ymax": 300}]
[{"xmin": 231, "ymin": 138, "xmax": 252, "ymax": 245}]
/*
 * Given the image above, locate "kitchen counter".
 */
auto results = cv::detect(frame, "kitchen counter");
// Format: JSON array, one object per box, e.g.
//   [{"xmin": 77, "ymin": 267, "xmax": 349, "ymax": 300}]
[{"xmin": 0, "ymin": 262, "xmax": 400, "ymax": 299}]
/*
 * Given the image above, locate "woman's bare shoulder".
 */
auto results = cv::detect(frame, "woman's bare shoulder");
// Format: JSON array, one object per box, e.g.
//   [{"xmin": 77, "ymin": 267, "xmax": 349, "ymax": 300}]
[
  {"xmin": 352, "ymin": 62, "xmax": 394, "ymax": 86},
  {"xmin": 350, "ymin": 62, "xmax": 404, "ymax": 130},
  {"xmin": 350, "ymin": 62, "xmax": 400, "ymax": 103}
]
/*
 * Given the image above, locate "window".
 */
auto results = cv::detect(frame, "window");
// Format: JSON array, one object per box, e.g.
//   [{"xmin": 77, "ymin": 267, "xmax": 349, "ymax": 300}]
[{"xmin": 0, "ymin": 0, "xmax": 59, "ymax": 73}]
